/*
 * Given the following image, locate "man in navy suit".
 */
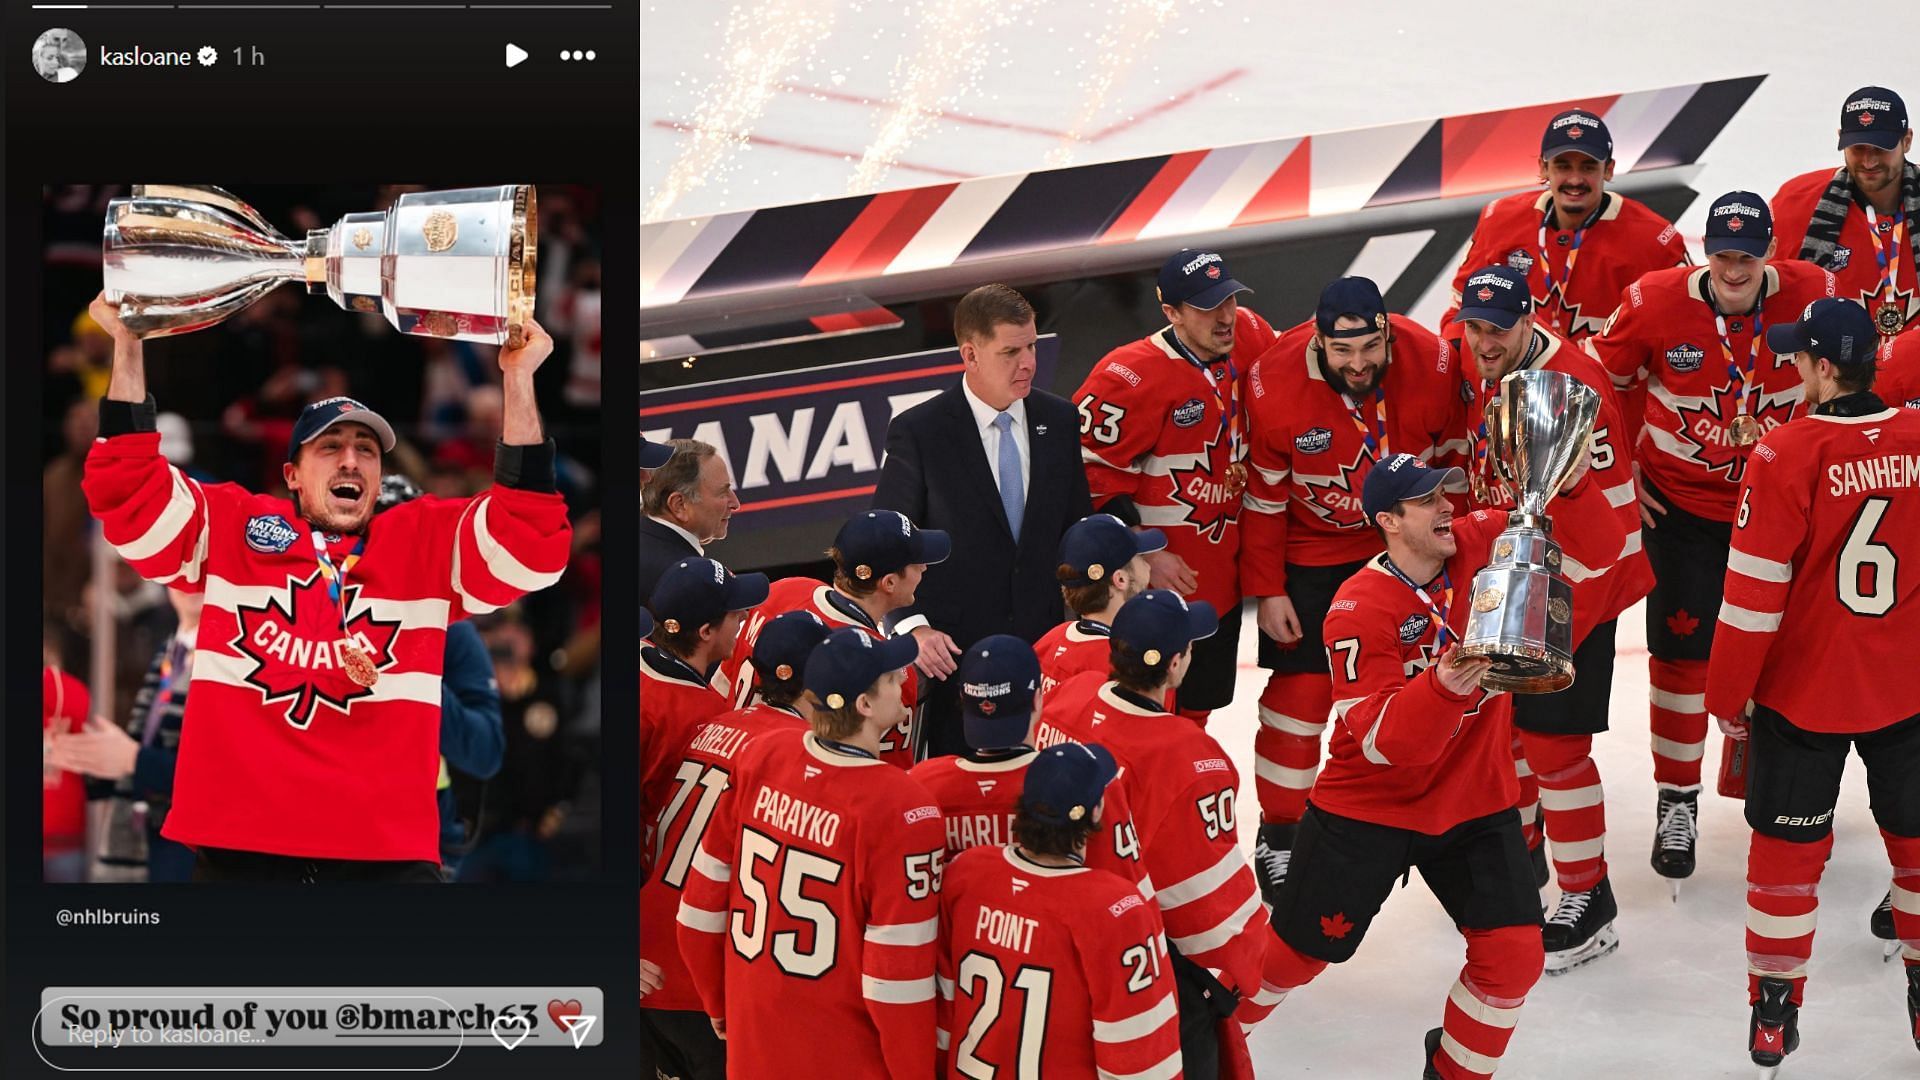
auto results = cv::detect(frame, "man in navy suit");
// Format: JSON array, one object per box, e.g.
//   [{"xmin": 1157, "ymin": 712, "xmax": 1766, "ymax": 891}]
[{"xmin": 873, "ymin": 284, "xmax": 1093, "ymax": 759}]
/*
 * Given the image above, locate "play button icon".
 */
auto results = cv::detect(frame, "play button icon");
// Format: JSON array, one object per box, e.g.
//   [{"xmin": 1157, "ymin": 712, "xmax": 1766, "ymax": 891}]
[{"xmin": 505, "ymin": 43, "xmax": 528, "ymax": 68}]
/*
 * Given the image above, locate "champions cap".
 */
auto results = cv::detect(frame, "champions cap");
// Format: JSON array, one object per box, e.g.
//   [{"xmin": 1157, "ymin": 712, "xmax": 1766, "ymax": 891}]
[{"xmin": 959, "ymin": 634, "xmax": 1041, "ymax": 750}]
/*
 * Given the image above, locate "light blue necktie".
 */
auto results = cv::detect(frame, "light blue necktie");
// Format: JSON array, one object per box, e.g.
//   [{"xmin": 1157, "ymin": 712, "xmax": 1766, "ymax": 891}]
[{"xmin": 993, "ymin": 411, "xmax": 1024, "ymax": 541}]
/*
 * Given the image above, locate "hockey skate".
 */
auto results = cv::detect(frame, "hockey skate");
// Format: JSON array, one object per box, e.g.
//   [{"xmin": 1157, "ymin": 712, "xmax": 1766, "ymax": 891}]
[
  {"xmin": 1873, "ymin": 887, "xmax": 1899, "ymax": 961},
  {"xmin": 1651, "ymin": 786, "xmax": 1699, "ymax": 900},
  {"xmin": 1421, "ymin": 1026, "xmax": 1443, "ymax": 1079},
  {"xmin": 1543, "ymin": 875, "xmax": 1620, "ymax": 974},
  {"xmin": 1254, "ymin": 821, "xmax": 1295, "ymax": 911},
  {"xmin": 1749, "ymin": 976, "xmax": 1799, "ymax": 1078},
  {"xmin": 1907, "ymin": 964, "xmax": 1919, "ymax": 1053}
]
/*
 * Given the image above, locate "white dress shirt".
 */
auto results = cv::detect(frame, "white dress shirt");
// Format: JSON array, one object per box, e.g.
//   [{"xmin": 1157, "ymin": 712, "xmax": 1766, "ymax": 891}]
[{"xmin": 961, "ymin": 377, "xmax": 1031, "ymax": 503}]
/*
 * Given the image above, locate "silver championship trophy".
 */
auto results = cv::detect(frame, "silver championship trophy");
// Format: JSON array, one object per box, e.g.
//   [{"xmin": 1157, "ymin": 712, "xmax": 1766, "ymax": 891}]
[
  {"xmin": 1457, "ymin": 368, "xmax": 1601, "ymax": 693},
  {"xmin": 103, "ymin": 184, "xmax": 536, "ymax": 347}
]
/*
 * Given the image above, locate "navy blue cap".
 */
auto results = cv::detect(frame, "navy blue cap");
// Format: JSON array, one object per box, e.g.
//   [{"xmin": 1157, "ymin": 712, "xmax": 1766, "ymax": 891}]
[
  {"xmin": 803, "ymin": 627, "xmax": 920, "ymax": 711},
  {"xmin": 1765, "ymin": 298, "xmax": 1879, "ymax": 366},
  {"xmin": 1838, "ymin": 86, "xmax": 1909, "ymax": 151},
  {"xmin": 1020, "ymin": 742, "xmax": 1120, "ymax": 827},
  {"xmin": 647, "ymin": 558, "xmax": 771, "ymax": 634},
  {"xmin": 639, "ymin": 607, "xmax": 655, "ymax": 641},
  {"xmin": 1058, "ymin": 514, "xmax": 1165, "ymax": 587},
  {"xmin": 1111, "ymin": 589, "xmax": 1217, "ymax": 667},
  {"xmin": 833, "ymin": 510, "xmax": 951, "ymax": 582},
  {"xmin": 751, "ymin": 610, "xmax": 832, "ymax": 686},
  {"xmin": 959, "ymin": 634, "xmax": 1042, "ymax": 750},
  {"xmin": 1455, "ymin": 264, "xmax": 1533, "ymax": 330},
  {"xmin": 641, "ymin": 435, "xmax": 674, "ymax": 470},
  {"xmin": 288, "ymin": 396, "xmax": 397, "ymax": 462},
  {"xmin": 1703, "ymin": 192, "xmax": 1773, "ymax": 258},
  {"xmin": 1363, "ymin": 452, "xmax": 1466, "ymax": 522},
  {"xmin": 1315, "ymin": 277, "xmax": 1390, "ymax": 338},
  {"xmin": 1541, "ymin": 108, "xmax": 1613, "ymax": 161},
  {"xmin": 1156, "ymin": 249, "xmax": 1252, "ymax": 311}
]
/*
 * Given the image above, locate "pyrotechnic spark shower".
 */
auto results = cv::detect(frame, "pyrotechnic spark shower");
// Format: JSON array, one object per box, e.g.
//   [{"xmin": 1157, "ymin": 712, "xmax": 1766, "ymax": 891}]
[
  {"xmin": 846, "ymin": 0, "xmax": 1017, "ymax": 194},
  {"xmin": 1045, "ymin": 0, "xmax": 1177, "ymax": 168}
]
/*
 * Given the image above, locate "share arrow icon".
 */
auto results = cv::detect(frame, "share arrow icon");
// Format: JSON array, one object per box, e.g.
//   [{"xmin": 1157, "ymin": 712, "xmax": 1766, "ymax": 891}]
[{"xmin": 559, "ymin": 1014, "xmax": 597, "ymax": 1049}]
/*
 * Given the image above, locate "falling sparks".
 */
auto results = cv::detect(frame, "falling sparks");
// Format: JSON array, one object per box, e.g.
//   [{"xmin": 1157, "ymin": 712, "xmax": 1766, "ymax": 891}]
[
  {"xmin": 845, "ymin": 0, "xmax": 1017, "ymax": 195},
  {"xmin": 643, "ymin": 0, "xmax": 838, "ymax": 223},
  {"xmin": 1044, "ymin": 0, "xmax": 1177, "ymax": 168}
]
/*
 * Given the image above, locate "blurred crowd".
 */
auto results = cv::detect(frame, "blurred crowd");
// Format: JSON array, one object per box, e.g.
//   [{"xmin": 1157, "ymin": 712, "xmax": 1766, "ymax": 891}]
[{"xmin": 39, "ymin": 183, "xmax": 606, "ymax": 883}]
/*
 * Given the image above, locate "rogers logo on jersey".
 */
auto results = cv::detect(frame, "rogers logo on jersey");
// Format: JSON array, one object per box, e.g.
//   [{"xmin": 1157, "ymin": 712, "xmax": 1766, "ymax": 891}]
[
  {"xmin": 904, "ymin": 804, "xmax": 941, "ymax": 825},
  {"xmin": 245, "ymin": 514, "xmax": 301, "ymax": 554},
  {"xmin": 1294, "ymin": 427, "xmax": 1333, "ymax": 454},
  {"xmin": 1108, "ymin": 362, "xmax": 1143, "ymax": 388},
  {"xmin": 1108, "ymin": 893, "xmax": 1145, "ymax": 917},
  {"xmin": 1665, "ymin": 344, "xmax": 1706, "ymax": 373},
  {"xmin": 1171, "ymin": 398, "xmax": 1207, "ymax": 428},
  {"xmin": 1193, "ymin": 758, "xmax": 1229, "ymax": 774},
  {"xmin": 230, "ymin": 571, "xmax": 401, "ymax": 729},
  {"xmin": 1331, "ymin": 599, "xmax": 1358, "ymax": 612}
]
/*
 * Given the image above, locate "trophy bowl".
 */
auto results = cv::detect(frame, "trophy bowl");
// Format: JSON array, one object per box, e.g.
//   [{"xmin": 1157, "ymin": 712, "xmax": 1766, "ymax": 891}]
[
  {"xmin": 104, "ymin": 184, "xmax": 536, "ymax": 347},
  {"xmin": 1456, "ymin": 368, "xmax": 1601, "ymax": 693}
]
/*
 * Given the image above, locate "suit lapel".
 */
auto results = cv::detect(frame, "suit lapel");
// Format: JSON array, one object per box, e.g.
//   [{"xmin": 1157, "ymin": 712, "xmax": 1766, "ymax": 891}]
[
  {"xmin": 943, "ymin": 384, "xmax": 1016, "ymax": 540},
  {"xmin": 1018, "ymin": 398, "xmax": 1065, "ymax": 552}
]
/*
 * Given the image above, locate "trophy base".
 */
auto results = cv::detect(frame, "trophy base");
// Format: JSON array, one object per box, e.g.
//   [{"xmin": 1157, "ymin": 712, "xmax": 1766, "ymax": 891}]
[{"xmin": 1454, "ymin": 641, "xmax": 1575, "ymax": 694}]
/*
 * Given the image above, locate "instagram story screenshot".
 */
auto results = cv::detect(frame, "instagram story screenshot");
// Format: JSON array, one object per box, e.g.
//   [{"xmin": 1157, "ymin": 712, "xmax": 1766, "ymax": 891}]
[{"xmin": 5, "ymin": 2, "xmax": 639, "ymax": 1076}]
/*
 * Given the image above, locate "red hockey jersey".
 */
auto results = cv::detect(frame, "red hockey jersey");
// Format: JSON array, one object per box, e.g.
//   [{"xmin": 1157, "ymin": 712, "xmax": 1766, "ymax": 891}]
[
  {"xmin": 1588, "ymin": 262, "xmax": 1838, "ymax": 521},
  {"xmin": 724, "ymin": 576, "xmax": 918, "ymax": 768},
  {"xmin": 1035, "ymin": 679, "xmax": 1267, "ymax": 1003},
  {"xmin": 1466, "ymin": 328, "xmax": 1651, "ymax": 638},
  {"xmin": 1772, "ymin": 167, "xmax": 1920, "ymax": 334},
  {"xmin": 1035, "ymin": 618, "xmax": 1115, "ymax": 694},
  {"xmin": 1241, "ymin": 314, "xmax": 1470, "ymax": 595},
  {"xmin": 938, "ymin": 845, "xmax": 1181, "ymax": 1080},
  {"xmin": 908, "ymin": 748, "xmax": 1149, "ymax": 892},
  {"xmin": 1878, "ymin": 329, "xmax": 1920, "ymax": 409},
  {"xmin": 642, "ymin": 699, "xmax": 807, "ymax": 1012},
  {"xmin": 677, "ymin": 728, "xmax": 945, "ymax": 1080},
  {"xmin": 1444, "ymin": 191, "xmax": 1689, "ymax": 340},
  {"xmin": 1317, "ymin": 481, "xmax": 1625, "ymax": 833},
  {"xmin": 641, "ymin": 646, "xmax": 732, "ymax": 876},
  {"xmin": 42, "ymin": 667, "xmax": 90, "ymax": 850},
  {"xmin": 1706, "ymin": 404, "xmax": 1920, "ymax": 733},
  {"xmin": 1075, "ymin": 308, "xmax": 1281, "ymax": 611},
  {"xmin": 83, "ymin": 431, "xmax": 570, "ymax": 863}
]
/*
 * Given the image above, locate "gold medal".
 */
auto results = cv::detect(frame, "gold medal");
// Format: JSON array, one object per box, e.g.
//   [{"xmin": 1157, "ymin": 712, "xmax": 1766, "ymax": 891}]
[
  {"xmin": 1877, "ymin": 304, "xmax": 1906, "ymax": 336},
  {"xmin": 1226, "ymin": 462, "xmax": 1249, "ymax": 496},
  {"xmin": 1471, "ymin": 470, "xmax": 1492, "ymax": 506},
  {"xmin": 340, "ymin": 641, "xmax": 380, "ymax": 688},
  {"xmin": 1728, "ymin": 414, "xmax": 1760, "ymax": 447}
]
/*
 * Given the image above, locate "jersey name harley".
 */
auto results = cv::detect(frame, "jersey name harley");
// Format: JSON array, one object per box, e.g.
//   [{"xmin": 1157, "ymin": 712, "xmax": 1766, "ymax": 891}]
[
  {"xmin": 1826, "ymin": 452, "xmax": 1920, "ymax": 496},
  {"xmin": 947, "ymin": 813, "xmax": 1013, "ymax": 851},
  {"xmin": 751, "ymin": 785, "xmax": 842, "ymax": 846}
]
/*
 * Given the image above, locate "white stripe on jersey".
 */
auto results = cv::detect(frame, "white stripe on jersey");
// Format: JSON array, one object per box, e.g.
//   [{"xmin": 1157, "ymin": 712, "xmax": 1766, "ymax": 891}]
[
  {"xmin": 1092, "ymin": 988, "xmax": 1176, "ymax": 1044},
  {"xmin": 861, "ymin": 974, "xmax": 935, "ymax": 1004},
  {"xmin": 1728, "ymin": 548, "xmax": 1794, "ymax": 583},
  {"xmin": 1167, "ymin": 889, "xmax": 1261, "ymax": 956},
  {"xmin": 864, "ymin": 918, "xmax": 938, "ymax": 947},
  {"xmin": 113, "ymin": 465, "xmax": 197, "ymax": 562},
  {"xmin": 1155, "ymin": 849, "xmax": 1246, "ymax": 909},
  {"xmin": 473, "ymin": 495, "xmax": 564, "ymax": 591},
  {"xmin": 675, "ymin": 900, "xmax": 727, "ymax": 934}
]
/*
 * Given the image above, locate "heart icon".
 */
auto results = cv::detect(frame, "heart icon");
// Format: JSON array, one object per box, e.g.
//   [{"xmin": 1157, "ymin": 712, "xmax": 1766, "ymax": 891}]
[
  {"xmin": 547, "ymin": 998, "xmax": 583, "ymax": 1030},
  {"xmin": 490, "ymin": 1012, "xmax": 532, "ymax": 1051}
]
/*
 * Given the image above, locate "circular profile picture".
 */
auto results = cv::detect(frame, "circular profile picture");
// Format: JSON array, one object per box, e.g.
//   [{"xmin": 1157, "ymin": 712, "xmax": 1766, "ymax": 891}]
[{"xmin": 33, "ymin": 28, "xmax": 86, "ymax": 84}]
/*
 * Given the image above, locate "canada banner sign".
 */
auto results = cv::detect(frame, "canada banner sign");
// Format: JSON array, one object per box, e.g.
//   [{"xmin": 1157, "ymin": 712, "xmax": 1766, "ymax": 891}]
[{"xmin": 640, "ymin": 337, "xmax": 1061, "ymax": 556}]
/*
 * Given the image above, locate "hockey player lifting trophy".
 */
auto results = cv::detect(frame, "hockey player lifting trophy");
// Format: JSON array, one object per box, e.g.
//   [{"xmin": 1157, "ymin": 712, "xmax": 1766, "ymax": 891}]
[{"xmin": 1458, "ymin": 368, "xmax": 1602, "ymax": 692}]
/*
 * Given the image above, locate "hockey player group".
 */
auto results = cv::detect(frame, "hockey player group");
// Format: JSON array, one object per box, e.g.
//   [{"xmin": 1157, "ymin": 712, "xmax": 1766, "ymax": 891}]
[{"xmin": 641, "ymin": 86, "xmax": 1920, "ymax": 1079}]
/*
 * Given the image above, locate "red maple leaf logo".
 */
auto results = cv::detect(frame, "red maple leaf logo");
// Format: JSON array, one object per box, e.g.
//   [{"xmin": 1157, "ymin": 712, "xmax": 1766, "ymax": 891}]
[
  {"xmin": 1293, "ymin": 444, "xmax": 1374, "ymax": 530},
  {"xmin": 1859, "ymin": 112, "xmax": 1875, "ymax": 126},
  {"xmin": 230, "ymin": 570, "xmax": 403, "ymax": 729},
  {"xmin": 1668, "ymin": 376, "xmax": 1797, "ymax": 484},
  {"xmin": 1163, "ymin": 426, "xmax": 1240, "ymax": 544},
  {"xmin": 1726, "ymin": 215, "xmax": 1744, "ymax": 233},
  {"xmin": 1665, "ymin": 608, "xmax": 1699, "ymax": 638},
  {"xmin": 1567, "ymin": 125, "xmax": 1584, "ymax": 140},
  {"xmin": 1320, "ymin": 912, "xmax": 1354, "ymax": 939}
]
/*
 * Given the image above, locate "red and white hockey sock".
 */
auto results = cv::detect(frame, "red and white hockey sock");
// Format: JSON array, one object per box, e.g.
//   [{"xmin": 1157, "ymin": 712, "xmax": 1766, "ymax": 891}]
[
  {"xmin": 1436, "ymin": 926, "xmax": 1542, "ymax": 1079},
  {"xmin": 1254, "ymin": 672, "xmax": 1331, "ymax": 825},
  {"xmin": 1511, "ymin": 734, "xmax": 1541, "ymax": 852},
  {"xmin": 1239, "ymin": 933, "xmax": 1328, "ymax": 1033},
  {"xmin": 1520, "ymin": 730, "xmax": 1607, "ymax": 892},
  {"xmin": 1649, "ymin": 658, "xmax": 1708, "ymax": 787},
  {"xmin": 1745, "ymin": 830, "xmax": 1834, "ymax": 1006},
  {"xmin": 1881, "ymin": 829, "xmax": 1920, "ymax": 965}
]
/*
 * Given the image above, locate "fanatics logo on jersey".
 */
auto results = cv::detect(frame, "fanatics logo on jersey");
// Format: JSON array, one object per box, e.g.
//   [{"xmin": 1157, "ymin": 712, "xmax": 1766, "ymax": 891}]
[
  {"xmin": 1665, "ymin": 344, "xmax": 1706, "ymax": 373},
  {"xmin": 976, "ymin": 780, "xmax": 997, "ymax": 795},
  {"xmin": 1294, "ymin": 427, "xmax": 1334, "ymax": 455},
  {"xmin": 244, "ymin": 514, "xmax": 301, "ymax": 555},
  {"xmin": 229, "ymin": 570, "xmax": 401, "ymax": 729},
  {"xmin": 1171, "ymin": 398, "xmax": 1207, "ymax": 428},
  {"xmin": 1010, "ymin": 877, "xmax": 1029, "ymax": 894},
  {"xmin": 1398, "ymin": 613, "xmax": 1433, "ymax": 643}
]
